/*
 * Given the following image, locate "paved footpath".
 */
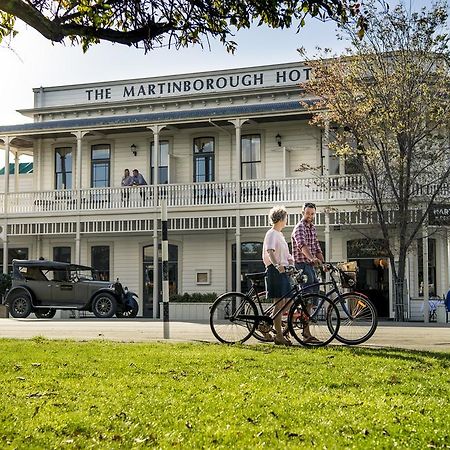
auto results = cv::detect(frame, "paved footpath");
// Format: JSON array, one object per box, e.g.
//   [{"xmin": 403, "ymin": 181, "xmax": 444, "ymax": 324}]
[{"xmin": 0, "ymin": 318, "xmax": 449, "ymax": 352}]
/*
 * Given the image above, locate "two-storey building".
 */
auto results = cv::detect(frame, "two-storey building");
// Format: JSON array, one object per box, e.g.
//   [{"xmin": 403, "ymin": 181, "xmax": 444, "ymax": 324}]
[{"xmin": 1, "ymin": 61, "xmax": 449, "ymax": 319}]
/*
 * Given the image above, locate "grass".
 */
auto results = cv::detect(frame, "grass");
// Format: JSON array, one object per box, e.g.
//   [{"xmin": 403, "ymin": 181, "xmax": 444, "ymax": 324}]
[{"xmin": 0, "ymin": 338, "xmax": 449, "ymax": 449}]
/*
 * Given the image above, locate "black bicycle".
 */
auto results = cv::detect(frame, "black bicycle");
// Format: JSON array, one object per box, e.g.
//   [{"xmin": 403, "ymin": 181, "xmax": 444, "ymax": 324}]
[
  {"xmin": 263, "ymin": 262, "xmax": 378, "ymax": 345},
  {"xmin": 209, "ymin": 269, "xmax": 341, "ymax": 347}
]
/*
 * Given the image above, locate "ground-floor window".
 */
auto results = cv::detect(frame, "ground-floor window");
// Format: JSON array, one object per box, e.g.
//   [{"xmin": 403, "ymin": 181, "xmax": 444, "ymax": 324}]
[
  {"xmin": 417, "ymin": 238, "xmax": 436, "ymax": 296},
  {"xmin": 0, "ymin": 248, "xmax": 28, "ymax": 274},
  {"xmin": 91, "ymin": 246, "xmax": 110, "ymax": 281},
  {"xmin": 232, "ymin": 242, "xmax": 265, "ymax": 291},
  {"xmin": 53, "ymin": 246, "xmax": 71, "ymax": 263},
  {"xmin": 142, "ymin": 244, "xmax": 178, "ymax": 318}
]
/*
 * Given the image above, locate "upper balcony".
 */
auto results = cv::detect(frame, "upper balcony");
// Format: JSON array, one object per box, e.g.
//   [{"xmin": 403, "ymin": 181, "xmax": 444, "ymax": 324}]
[{"xmin": 1, "ymin": 175, "xmax": 367, "ymax": 216}]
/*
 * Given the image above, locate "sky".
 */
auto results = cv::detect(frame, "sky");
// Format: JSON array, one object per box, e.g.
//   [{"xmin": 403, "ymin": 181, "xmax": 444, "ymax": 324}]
[{"xmin": 0, "ymin": 0, "xmax": 435, "ymax": 127}]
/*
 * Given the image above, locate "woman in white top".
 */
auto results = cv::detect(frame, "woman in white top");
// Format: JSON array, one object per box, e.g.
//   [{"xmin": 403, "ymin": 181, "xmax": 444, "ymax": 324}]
[{"xmin": 263, "ymin": 205, "xmax": 294, "ymax": 345}]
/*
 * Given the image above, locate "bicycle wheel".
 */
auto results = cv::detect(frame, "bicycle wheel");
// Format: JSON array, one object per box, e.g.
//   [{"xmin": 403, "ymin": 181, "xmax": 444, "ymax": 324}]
[
  {"xmin": 288, "ymin": 293, "xmax": 340, "ymax": 347},
  {"xmin": 248, "ymin": 291, "xmax": 277, "ymax": 342},
  {"xmin": 332, "ymin": 292, "xmax": 378, "ymax": 345},
  {"xmin": 210, "ymin": 293, "xmax": 258, "ymax": 344}
]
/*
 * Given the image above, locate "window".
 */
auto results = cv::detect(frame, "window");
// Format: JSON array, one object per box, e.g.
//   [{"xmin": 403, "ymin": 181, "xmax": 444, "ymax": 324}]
[
  {"xmin": 53, "ymin": 247, "xmax": 71, "ymax": 263},
  {"xmin": 417, "ymin": 238, "xmax": 436, "ymax": 296},
  {"xmin": 344, "ymin": 155, "xmax": 363, "ymax": 175},
  {"xmin": 55, "ymin": 147, "xmax": 72, "ymax": 189},
  {"xmin": 91, "ymin": 144, "xmax": 111, "ymax": 188},
  {"xmin": 151, "ymin": 140, "xmax": 170, "ymax": 184},
  {"xmin": 232, "ymin": 242, "xmax": 265, "ymax": 291},
  {"xmin": 241, "ymin": 135, "xmax": 261, "ymax": 180},
  {"xmin": 0, "ymin": 248, "xmax": 28, "ymax": 274},
  {"xmin": 329, "ymin": 151, "xmax": 340, "ymax": 175},
  {"xmin": 193, "ymin": 137, "xmax": 215, "ymax": 182},
  {"xmin": 91, "ymin": 246, "xmax": 110, "ymax": 281}
]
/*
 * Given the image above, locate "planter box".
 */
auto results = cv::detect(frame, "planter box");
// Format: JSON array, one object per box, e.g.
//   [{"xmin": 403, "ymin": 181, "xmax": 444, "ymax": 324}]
[
  {"xmin": 159, "ymin": 301, "xmax": 273, "ymax": 322},
  {"xmin": 0, "ymin": 304, "xmax": 9, "ymax": 318},
  {"xmin": 159, "ymin": 302, "xmax": 211, "ymax": 321}
]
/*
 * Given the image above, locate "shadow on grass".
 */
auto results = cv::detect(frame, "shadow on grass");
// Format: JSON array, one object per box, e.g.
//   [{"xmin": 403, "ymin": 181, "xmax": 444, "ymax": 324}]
[{"xmin": 233, "ymin": 341, "xmax": 450, "ymax": 366}]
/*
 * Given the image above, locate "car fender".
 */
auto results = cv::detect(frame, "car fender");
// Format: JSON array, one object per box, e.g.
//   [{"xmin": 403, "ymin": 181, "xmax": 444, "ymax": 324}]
[{"xmin": 5, "ymin": 285, "xmax": 36, "ymax": 307}]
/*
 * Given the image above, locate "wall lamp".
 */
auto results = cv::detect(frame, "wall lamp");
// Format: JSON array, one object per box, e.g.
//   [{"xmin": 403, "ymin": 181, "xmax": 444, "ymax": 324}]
[
  {"xmin": 131, "ymin": 144, "xmax": 137, "ymax": 156},
  {"xmin": 276, "ymin": 133, "xmax": 282, "ymax": 147}
]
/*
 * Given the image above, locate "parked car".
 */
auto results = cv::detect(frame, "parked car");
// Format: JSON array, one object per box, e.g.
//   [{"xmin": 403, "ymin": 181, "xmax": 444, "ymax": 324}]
[{"xmin": 3, "ymin": 259, "xmax": 139, "ymax": 319}]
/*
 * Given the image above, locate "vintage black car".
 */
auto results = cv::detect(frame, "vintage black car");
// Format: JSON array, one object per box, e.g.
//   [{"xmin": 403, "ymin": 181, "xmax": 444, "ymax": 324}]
[{"xmin": 3, "ymin": 259, "xmax": 138, "ymax": 319}]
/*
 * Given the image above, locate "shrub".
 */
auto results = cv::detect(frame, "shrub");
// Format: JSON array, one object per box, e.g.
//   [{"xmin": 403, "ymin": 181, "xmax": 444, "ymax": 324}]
[{"xmin": 169, "ymin": 292, "xmax": 217, "ymax": 303}]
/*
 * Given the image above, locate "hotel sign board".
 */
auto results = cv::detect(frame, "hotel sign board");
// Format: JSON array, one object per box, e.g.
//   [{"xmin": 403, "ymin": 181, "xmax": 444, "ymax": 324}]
[
  {"xmin": 35, "ymin": 64, "xmax": 312, "ymax": 108},
  {"xmin": 429, "ymin": 204, "xmax": 450, "ymax": 226}
]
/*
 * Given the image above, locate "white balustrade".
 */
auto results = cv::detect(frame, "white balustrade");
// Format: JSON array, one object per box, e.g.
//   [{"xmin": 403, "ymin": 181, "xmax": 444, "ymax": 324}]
[{"xmin": 8, "ymin": 175, "xmax": 448, "ymax": 215}]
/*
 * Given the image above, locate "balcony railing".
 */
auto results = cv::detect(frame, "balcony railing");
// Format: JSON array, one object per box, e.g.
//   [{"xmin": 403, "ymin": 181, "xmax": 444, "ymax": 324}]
[{"xmin": 0, "ymin": 175, "xmax": 382, "ymax": 215}]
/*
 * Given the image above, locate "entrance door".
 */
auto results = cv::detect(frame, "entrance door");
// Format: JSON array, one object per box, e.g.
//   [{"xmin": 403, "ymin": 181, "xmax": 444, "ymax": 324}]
[
  {"xmin": 142, "ymin": 244, "xmax": 178, "ymax": 318},
  {"xmin": 351, "ymin": 258, "xmax": 389, "ymax": 317},
  {"xmin": 347, "ymin": 239, "xmax": 390, "ymax": 318}
]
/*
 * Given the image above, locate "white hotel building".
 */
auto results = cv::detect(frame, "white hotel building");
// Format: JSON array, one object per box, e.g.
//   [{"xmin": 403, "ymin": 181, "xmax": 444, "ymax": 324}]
[{"xmin": 1, "ymin": 61, "xmax": 449, "ymax": 320}]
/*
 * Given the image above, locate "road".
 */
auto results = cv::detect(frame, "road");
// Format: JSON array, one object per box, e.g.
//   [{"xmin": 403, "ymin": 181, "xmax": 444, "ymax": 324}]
[{"xmin": 0, "ymin": 319, "xmax": 449, "ymax": 352}]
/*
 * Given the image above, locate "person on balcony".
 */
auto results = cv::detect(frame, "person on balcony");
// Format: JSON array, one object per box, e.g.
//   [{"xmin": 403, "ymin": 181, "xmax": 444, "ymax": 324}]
[
  {"xmin": 262, "ymin": 205, "xmax": 294, "ymax": 346},
  {"xmin": 291, "ymin": 202, "xmax": 323, "ymax": 343},
  {"xmin": 121, "ymin": 169, "xmax": 132, "ymax": 204},
  {"xmin": 121, "ymin": 169, "xmax": 132, "ymax": 187},
  {"xmin": 131, "ymin": 169, "xmax": 147, "ymax": 186}
]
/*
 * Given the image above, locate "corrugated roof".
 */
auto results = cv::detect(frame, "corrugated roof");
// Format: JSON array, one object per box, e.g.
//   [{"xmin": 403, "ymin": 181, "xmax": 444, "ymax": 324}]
[
  {"xmin": 0, "ymin": 162, "xmax": 33, "ymax": 175},
  {"xmin": 0, "ymin": 101, "xmax": 309, "ymax": 134}
]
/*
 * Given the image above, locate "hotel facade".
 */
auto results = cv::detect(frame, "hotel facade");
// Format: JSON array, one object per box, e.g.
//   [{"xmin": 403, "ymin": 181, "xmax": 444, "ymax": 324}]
[{"xmin": 1, "ymin": 61, "xmax": 449, "ymax": 320}]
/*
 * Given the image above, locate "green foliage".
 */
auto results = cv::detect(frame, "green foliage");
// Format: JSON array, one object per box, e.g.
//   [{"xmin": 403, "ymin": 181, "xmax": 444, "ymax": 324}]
[
  {"xmin": 0, "ymin": 339, "xmax": 448, "ymax": 448},
  {"xmin": 0, "ymin": 273, "xmax": 12, "ymax": 298},
  {"xmin": 169, "ymin": 292, "xmax": 217, "ymax": 303},
  {"xmin": 0, "ymin": 11, "xmax": 16, "ymax": 43},
  {"xmin": 0, "ymin": 0, "xmax": 365, "ymax": 52}
]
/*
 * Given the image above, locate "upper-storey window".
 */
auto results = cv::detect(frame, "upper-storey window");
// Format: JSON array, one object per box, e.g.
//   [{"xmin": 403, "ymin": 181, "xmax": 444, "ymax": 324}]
[
  {"xmin": 193, "ymin": 137, "xmax": 215, "ymax": 183},
  {"xmin": 91, "ymin": 144, "xmax": 111, "ymax": 187},
  {"xmin": 55, "ymin": 147, "xmax": 72, "ymax": 189},
  {"xmin": 241, "ymin": 135, "xmax": 261, "ymax": 180},
  {"xmin": 150, "ymin": 140, "xmax": 169, "ymax": 184}
]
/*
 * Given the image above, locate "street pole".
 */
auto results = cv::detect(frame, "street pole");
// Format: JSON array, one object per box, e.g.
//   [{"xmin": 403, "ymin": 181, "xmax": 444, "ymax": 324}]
[{"xmin": 161, "ymin": 199, "xmax": 169, "ymax": 338}]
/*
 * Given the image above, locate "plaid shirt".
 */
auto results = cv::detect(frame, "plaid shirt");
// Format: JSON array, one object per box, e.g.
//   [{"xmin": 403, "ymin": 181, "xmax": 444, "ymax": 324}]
[{"xmin": 291, "ymin": 219, "xmax": 322, "ymax": 263}]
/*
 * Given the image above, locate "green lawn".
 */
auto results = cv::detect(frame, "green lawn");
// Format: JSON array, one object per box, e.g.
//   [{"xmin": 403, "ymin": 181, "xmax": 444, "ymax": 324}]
[{"xmin": 0, "ymin": 338, "xmax": 448, "ymax": 449}]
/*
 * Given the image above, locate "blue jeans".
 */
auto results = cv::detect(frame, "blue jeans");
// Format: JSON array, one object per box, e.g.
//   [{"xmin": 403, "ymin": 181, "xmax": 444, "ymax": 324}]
[{"xmin": 295, "ymin": 262, "xmax": 319, "ymax": 295}]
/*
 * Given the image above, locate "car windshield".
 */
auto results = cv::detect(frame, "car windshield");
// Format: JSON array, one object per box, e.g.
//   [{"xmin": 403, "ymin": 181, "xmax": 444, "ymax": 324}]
[{"xmin": 70, "ymin": 268, "xmax": 96, "ymax": 281}]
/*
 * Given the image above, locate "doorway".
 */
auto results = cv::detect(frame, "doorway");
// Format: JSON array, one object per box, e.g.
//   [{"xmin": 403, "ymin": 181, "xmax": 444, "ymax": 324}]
[
  {"xmin": 347, "ymin": 239, "xmax": 390, "ymax": 318},
  {"xmin": 142, "ymin": 244, "xmax": 178, "ymax": 318}
]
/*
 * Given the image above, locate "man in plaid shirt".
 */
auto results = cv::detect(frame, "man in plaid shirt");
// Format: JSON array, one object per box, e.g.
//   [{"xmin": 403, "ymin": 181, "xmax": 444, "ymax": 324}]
[{"xmin": 291, "ymin": 202, "xmax": 324, "ymax": 294}]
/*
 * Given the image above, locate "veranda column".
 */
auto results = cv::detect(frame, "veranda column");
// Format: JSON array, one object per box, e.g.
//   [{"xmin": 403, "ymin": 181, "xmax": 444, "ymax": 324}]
[
  {"xmin": 229, "ymin": 118, "xmax": 248, "ymax": 293},
  {"xmin": 71, "ymin": 131, "xmax": 88, "ymax": 265},
  {"xmin": 447, "ymin": 228, "xmax": 450, "ymax": 291},
  {"xmin": 148, "ymin": 124, "xmax": 167, "ymax": 319},
  {"xmin": 36, "ymin": 139, "xmax": 42, "ymax": 191},
  {"xmin": 323, "ymin": 119, "xmax": 331, "ymax": 283},
  {"xmin": 438, "ymin": 232, "xmax": 448, "ymax": 297},
  {"xmin": 1, "ymin": 136, "xmax": 12, "ymax": 273},
  {"xmin": 13, "ymin": 150, "xmax": 19, "ymax": 193},
  {"xmin": 324, "ymin": 208, "xmax": 331, "ymax": 281},
  {"xmin": 422, "ymin": 224, "xmax": 429, "ymax": 323},
  {"xmin": 323, "ymin": 118, "xmax": 330, "ymax": 176}
]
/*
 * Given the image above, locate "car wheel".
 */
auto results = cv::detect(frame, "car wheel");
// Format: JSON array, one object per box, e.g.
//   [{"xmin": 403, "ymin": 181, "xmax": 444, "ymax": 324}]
[
  {"xmin": 116, "ymin": 299, "xmax": 139, "ymax": 318},
  {"xmin": 92, "ymin": 293, "xmax": 117, "ymax": 318},
  {"xmin": 35, "ymin": 309, "xmax": 56, "ymax": 319},
  {"xmin": 8, "ymin": 291, "xmax": 32, "ymax": 318}
]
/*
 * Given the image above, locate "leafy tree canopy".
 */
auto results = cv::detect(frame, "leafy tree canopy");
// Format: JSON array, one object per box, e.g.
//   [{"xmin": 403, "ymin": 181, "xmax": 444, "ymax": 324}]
[
  {"xmin": 303, "ymin": 0, "xmax": 450, "ymax": 317},
  {"xmin": 0, "ymin": 0, "xmax": 365, "ymax": 52}
]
